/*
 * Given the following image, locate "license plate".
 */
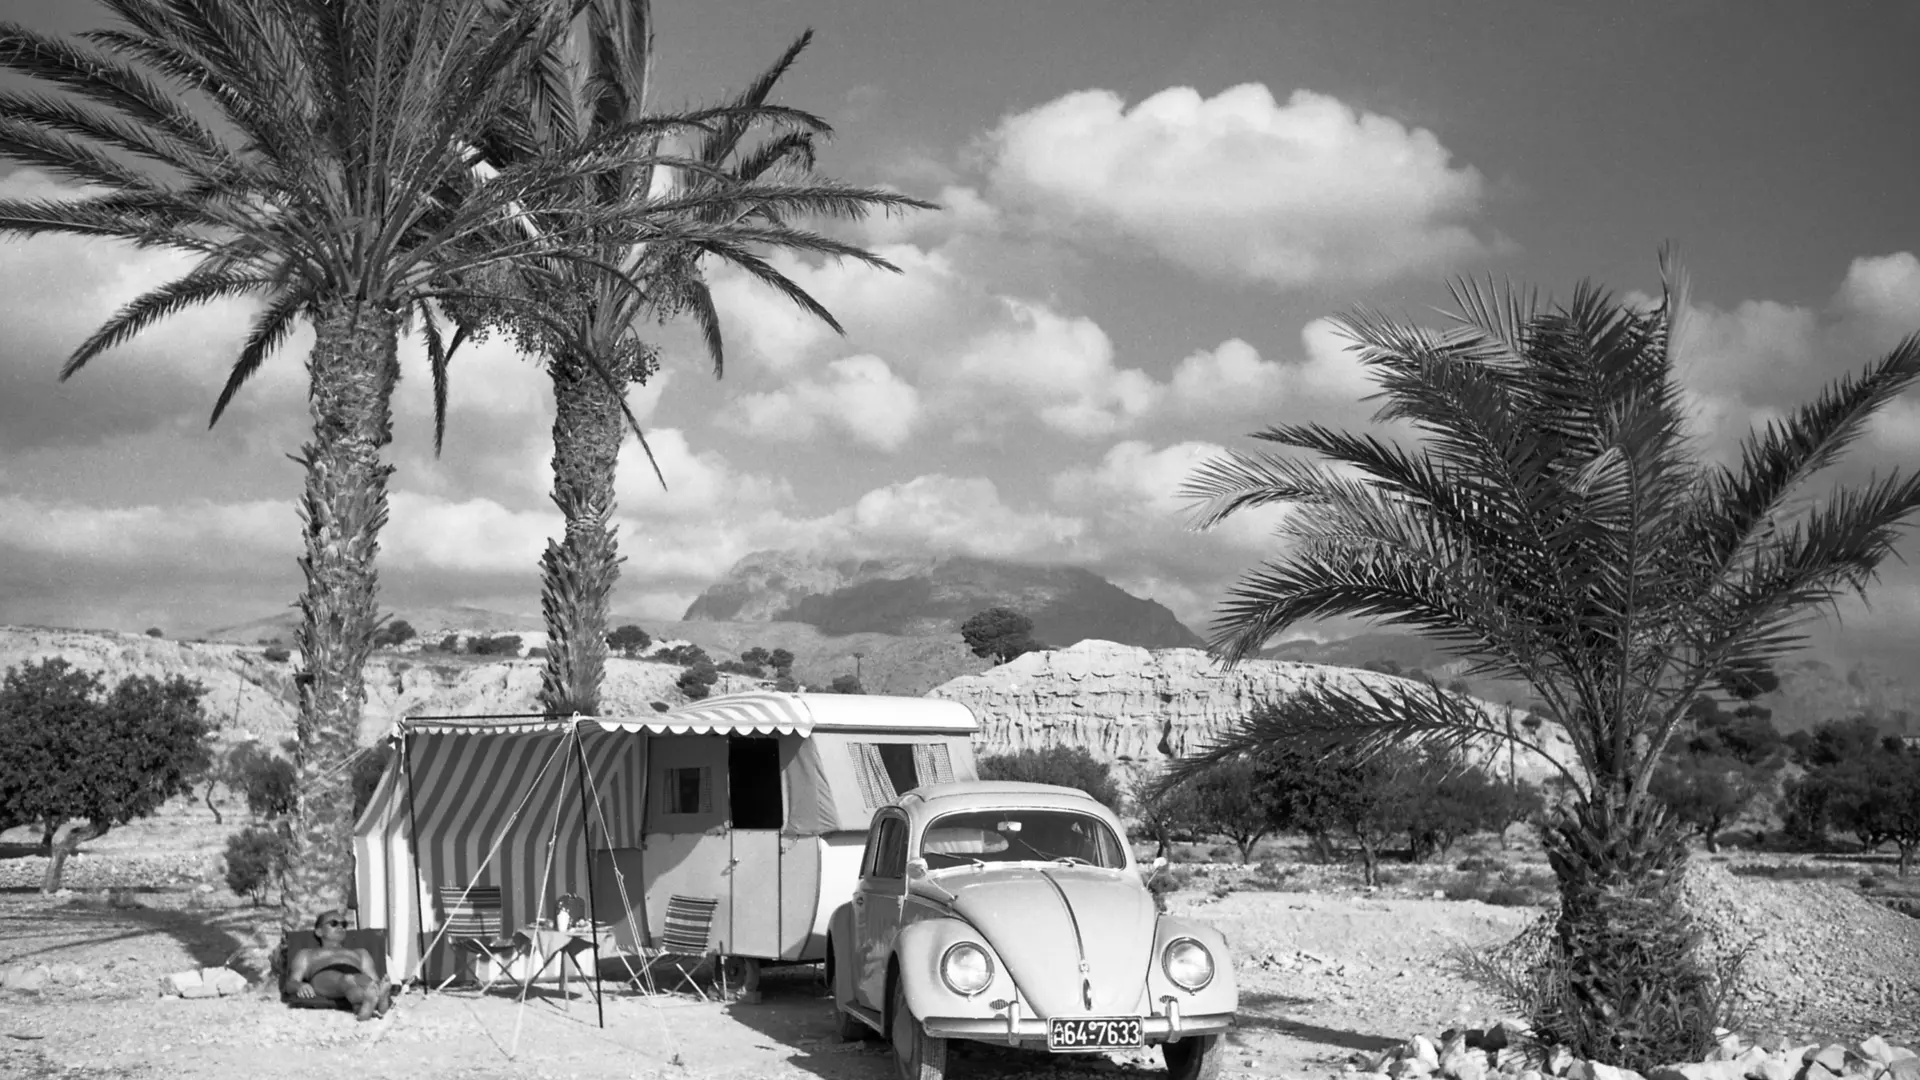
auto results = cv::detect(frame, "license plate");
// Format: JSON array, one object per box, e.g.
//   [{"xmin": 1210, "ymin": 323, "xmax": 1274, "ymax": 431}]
[{"xmin": 1047, "ymin": 1016, "xmax": 1143, "ymax": 1052}]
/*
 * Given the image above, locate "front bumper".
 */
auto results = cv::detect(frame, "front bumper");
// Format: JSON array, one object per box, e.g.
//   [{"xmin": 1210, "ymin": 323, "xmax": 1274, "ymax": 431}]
[{"xmin": 922, "ymin": 1010, "xmax": 1234, "ymax": 1049}]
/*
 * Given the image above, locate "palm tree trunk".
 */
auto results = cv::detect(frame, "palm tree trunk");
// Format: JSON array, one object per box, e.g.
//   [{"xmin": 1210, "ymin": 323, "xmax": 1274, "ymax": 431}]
[
  {"xmin": 1539, "ymin": 796, "xmax": 1723, "ymax": 1070},
  {"xmin": 282, "ymin": 299, "xmax": 400, "ymax": 930},
  {"xmin": 538, "ymin": 349, "xmax": 628, "ymax": 718}
]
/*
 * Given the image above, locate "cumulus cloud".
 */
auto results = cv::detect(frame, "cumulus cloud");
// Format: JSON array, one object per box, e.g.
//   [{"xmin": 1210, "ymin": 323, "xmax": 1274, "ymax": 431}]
[
  {"xmin": 947, "ymin": 299, "xmax": 1160, "ymax": 437},
  {"xmin": 721, "ymin": 355, "xmax": 922, "ymax": 451},
  {"xmin": 706, "ymin": 244, "xmax": 965, "ymax": 373},
  {"xmin": 983, "ymin": 84, "xmax": 1494, "ymax": 288},
  {"xmin": 1660, "ymin": 252, "xmax": 1920, "ymax": 461},
  {"xmin": 1165, "ymin": 321, "xmax": 1378, "ymax": 421},
  {"xmin": 820, "ymin": 475, "xmax": 1084, "ymax": 561}
]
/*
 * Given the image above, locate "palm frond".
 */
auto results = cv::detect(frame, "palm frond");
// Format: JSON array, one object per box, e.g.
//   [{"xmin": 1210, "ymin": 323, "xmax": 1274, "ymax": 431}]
[
  {"xmin": 211, "ymin": 287, "xmax": 306, "ymax": 427},
  {"xmin": 63, "ymin": 264, "xmax": 272, "ymax": 379},
  {"xmin": 1168, "ymin": 678, "xmax": 1582, "ymax": 793}
]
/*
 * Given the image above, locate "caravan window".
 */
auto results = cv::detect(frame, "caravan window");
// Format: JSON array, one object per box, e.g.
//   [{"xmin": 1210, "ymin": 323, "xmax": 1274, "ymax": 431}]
[
  {"xmin": 847, "ymin": 742, "xmax": 956, "ymax": 809},
  {"xmin": 663, "ymin": 766, "xmax": 712, "ymax": 815}
]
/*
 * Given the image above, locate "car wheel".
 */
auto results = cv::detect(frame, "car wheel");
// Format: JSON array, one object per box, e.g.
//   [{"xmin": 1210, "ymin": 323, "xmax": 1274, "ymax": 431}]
[
  {"xmin": 826, "ymin": 939, "xmax": 869, "ymax": 1042},
  {"xmin": 1162, "ymin": 1034, "xmax": 1224, "ymax": 1080},
  {"xmin": 890, "ymin": 971, "xmax": 948, "ymax": 1080}
]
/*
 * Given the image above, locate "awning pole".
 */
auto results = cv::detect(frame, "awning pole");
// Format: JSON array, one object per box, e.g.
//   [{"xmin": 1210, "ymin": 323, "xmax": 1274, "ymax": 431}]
[
  {"xmin": 401, "ymin": 728, "xmax": 426, "ymax": 993},
  {"xmin": 572, "ymin": 722, "xmax": 605, "ymax": 1028}
]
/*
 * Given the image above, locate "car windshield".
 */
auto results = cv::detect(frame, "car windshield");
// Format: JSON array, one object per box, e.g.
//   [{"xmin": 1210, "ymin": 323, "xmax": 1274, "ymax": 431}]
[{"xmin": 919, "ymin": 809, "xmax": 1127, "ymax": 869}]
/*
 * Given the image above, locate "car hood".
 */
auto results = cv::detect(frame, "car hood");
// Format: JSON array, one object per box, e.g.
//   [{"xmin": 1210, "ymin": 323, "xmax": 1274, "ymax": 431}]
[{"xmin": 940, "ymin": 865, "xmax": 1156, "ymax": 1016}]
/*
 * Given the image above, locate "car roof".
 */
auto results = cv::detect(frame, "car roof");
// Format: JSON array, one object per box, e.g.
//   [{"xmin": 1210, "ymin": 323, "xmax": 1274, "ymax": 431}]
[{"xmin": 896, "ymin": 780, "xmax": 1107, "ymax": 815}]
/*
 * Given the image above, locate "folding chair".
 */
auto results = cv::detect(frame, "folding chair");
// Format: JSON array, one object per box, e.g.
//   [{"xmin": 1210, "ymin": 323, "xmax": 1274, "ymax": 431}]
[
  {"xmin": 277, "ymin": 927, "xmax": 389, "ymax": 1011},
  {"xmin": 652, "ymin": 894, "xmax": 720, "ymax": 1000},
  {"xmin": 436, "ymin": 885, "xmax": 520, "ymax": 993}
]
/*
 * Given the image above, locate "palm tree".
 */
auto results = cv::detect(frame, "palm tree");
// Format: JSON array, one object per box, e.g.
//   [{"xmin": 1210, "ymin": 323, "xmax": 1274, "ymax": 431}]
[
  {"xmin": 0, "ymin": 0, "xmax": 716, "ymax": 923},
  {"xmin": 456, "ymin": 1, "xmax": 930, "ymax": 718},
  {"xmin": 1179, "ymin": 255, "xmax": 1920, "ymax": 1066}
]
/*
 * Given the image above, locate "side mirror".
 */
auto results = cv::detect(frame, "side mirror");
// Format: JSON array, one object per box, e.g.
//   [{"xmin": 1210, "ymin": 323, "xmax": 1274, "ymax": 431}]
[{"xmin": 906, "ymin": 858, "xmax": 930, "ymax": 880}]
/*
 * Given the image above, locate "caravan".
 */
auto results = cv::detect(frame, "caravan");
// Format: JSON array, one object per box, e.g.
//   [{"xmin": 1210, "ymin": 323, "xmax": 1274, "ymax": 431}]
[{"xmin": 353, "ymin": 691, "xmax": 980, "ymax": 985}]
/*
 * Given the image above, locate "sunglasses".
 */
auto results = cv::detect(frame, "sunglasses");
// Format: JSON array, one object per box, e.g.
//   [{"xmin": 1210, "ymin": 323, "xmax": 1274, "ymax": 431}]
[{"xmin": 320, "ymin": 919, "xmax": 349, "ymax": 928}]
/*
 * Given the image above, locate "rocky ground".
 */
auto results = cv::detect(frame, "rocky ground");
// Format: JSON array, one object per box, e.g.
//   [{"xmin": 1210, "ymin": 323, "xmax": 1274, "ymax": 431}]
[{"xmin": 3, "ymin": 803, "xmax": 1916, "ymax": 1080}]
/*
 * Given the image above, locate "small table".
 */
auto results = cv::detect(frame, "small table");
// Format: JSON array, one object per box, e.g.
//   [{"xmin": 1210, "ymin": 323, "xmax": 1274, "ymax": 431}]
[{"xmin": 512, "ymin": 926, "xmax": 610, "ymax": 1006}]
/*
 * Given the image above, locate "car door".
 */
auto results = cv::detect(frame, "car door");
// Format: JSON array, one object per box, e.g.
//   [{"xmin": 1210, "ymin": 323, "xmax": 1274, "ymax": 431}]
[{"xmin": 852, "ymin": 810, "xmax": 908, "ymax": 1009}]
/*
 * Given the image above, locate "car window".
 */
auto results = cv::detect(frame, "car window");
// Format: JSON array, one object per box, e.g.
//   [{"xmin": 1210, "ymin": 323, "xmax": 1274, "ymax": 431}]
[
  {"xmin": 858, "ymin": 815, "xmax": 888, "ymax": 878},
  {"xmin": 919, "ymin": 809, "xmax": 1126, "ymax": 869},
  {"xmin": 866, "ymin": 813, "xmax": 908, "ymax": 881}
]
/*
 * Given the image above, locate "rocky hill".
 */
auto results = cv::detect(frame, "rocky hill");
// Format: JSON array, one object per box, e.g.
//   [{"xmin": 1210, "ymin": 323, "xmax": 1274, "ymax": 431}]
[
  {"xmin": 929, "ymin": 639, "xmax": 1575, "ymax": 786},
  {"xmin": 682, "ymin": 550, "xmax": 1202, "ymax": 650},
  {"xmin": 0, "ymin": 627, "xmax": 760, "ymax": 747}
]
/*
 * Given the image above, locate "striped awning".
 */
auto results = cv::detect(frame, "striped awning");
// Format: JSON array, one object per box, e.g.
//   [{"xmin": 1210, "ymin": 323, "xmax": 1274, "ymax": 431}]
[{"xmin": 398, "ymin": 691, "xmax": 813, "ymax": 738}]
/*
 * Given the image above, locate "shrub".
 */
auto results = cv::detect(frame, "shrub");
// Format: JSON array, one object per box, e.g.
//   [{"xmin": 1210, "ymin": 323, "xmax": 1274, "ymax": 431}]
[
  {"xmin": 827, "ymin": 674, "xmax": 865, "ymax": 695},
  {"xmin": 350, "ymin": 743, "xmax": 393, "ymax": 823},
  {"xmin": 262, "ymin": 645, "xmax": 291, "ymax": 663},
  {"xmin": 959, "ymin": 607, "xmax": 1046, "ymax": 664},
  {"xmin": 228, "ymin": 742, "xmax": 296, "ymax": 819},
  {"xmin": 144, "ymin": 627, "xmax": 163, "ymax": 638},
  {"xmin": 976, "ymin": 745, "xmax": 1121, "ymax": 810},
  {"xmin": 372, "ymin": 619, "xmax": 416, "ymax": 648},
  {"xmin": 467, "ymin": 634, "xmax": 521, "ymax": 657},
  {"xmin": 676, "ymin": 660, "xmax": 718, "ymax": 700},
  {"xmin": 607, "ymin": 624, "xmax": 651, "ymax": 657},
  {"xmin": 224, "ymin": 825, "xmax": 288, "ymax": 905},
  {"xmin": 717, "ymin": 659, "xmax": 764, "ymax": 676},
  {"xmin": 659, "ymin": 643, "xmax": 710, "ymax": 667},
  {"xmin": 1146, "ymin": 865, "xmax": 1192, "ymax": 913}
]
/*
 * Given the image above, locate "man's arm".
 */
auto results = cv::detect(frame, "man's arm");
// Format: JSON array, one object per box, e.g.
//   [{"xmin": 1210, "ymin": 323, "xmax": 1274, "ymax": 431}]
[{"xmin": 284, "ymin": 948, "xmax": 315, "ymax": 997}]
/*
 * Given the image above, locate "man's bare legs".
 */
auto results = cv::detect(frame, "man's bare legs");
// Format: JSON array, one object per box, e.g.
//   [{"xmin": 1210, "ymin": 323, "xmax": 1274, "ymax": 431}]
[{"xmin": 309, "ymin": 968, "xmax": 388, "ymax": 1021}]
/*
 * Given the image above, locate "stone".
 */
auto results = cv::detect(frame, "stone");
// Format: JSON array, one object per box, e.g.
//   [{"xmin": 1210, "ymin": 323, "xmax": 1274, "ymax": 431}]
[
  {"xmin": 1716, "ymin": 1035, "xmax": 1750, "ymax": 1062},
  {"xmin": 1565, "ymin": 1062, "xmax": 1595, "ymax": 1080},
  {"xmin": 1754, "ymin": 1060, "xmax": 1795, "ymax": 1080},
  {"xmin": 1813, "ymin": 1047, "xmax": 1850, "ymax": 1075},
  {"xmin": 1548, "ymin": 1048, "xmax": 1576, "ymax": 1077},
  {"xmin": 0, "ymin": 964, "xmax": 50, "ymax": 992},
  {"xmin": 1886, "ymin": 1059, "xmax": 1920, "ymax": 1080},
  {"xmin": 1389, "ymin": 1058, "xmax": 1435, "ymax": 1078},
  {"xmin": 208, "ymin": 969, "xmax": 248, "ymax": 995},
  {"xmin": 162, "ymin": 970, "xmax": 203, "ymax": 995},
  {"xmin": 1859, "ymin": 1040, "xmax": 1896, "ymax": 1067},
  {"xmin": 1411, "ymin": 1036, "xmax": 1442, "ymax": 1069},
  {"xmin": 179, "ymin": 983, "xmax": 219, "ymax": 1000},
  {"xmin": 1589, "ymin": 1063, "xmax": 1644, "ymax": 1080}
]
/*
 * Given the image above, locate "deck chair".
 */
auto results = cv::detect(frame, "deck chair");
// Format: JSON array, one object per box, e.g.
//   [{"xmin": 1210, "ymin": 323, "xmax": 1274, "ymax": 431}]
[
  {"xmin": 652, "ymin": 894, "xmax": 720, "ymax": 1000},
  {"xmin": 436, "ymin": 885, "xmax": 520, "ymax": 993},
  {"xmin": 276, "ymin": 927, "xmax": 389, "ymax": 1011}
]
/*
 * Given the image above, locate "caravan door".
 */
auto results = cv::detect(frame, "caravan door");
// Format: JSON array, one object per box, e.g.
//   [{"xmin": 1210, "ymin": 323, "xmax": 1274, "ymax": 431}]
[{"xmin": 726, "ymin": 735, "xmax": 783, "ymax": 958}]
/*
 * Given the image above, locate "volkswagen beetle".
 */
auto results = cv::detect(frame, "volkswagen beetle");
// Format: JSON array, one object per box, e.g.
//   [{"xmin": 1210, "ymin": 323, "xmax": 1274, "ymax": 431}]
[{"xmin": 826, "ymin": 781, "xmax": 1235, "ymax": 1080}]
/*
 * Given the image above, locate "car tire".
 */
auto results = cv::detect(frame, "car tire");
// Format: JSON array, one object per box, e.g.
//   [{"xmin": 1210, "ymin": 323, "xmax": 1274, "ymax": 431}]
[
  {"xmin": 890, "ymin": 971, "xmax": 948, "ymax": 1080},
  {"xmin": 1162, "ymin": 1034, "xmax": 1224, "ymax": 1080}
]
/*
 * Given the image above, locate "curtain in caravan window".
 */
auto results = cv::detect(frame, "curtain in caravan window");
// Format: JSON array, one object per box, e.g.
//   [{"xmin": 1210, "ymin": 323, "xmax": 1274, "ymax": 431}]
[
  {"xmin": 911, "ymin": 743, "xmax": 954, "ymax": 786},
  {"xmin": 848, "ymin": 744, "xmax": 898, "ymax": 809}
]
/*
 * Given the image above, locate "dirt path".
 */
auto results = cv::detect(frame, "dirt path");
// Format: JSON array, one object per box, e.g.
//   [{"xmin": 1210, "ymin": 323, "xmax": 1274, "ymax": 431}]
[{"xmin": 0, "ymin": 884, "xmax": 1534, "ymax": 1080}]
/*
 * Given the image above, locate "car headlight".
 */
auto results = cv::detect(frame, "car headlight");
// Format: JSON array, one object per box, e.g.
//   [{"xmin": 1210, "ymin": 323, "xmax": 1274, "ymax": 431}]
[
  {"xmin": 1162, "ymin": 937, "xmax": 1213, "ymax": 992},
  {"xmin": 940, "ymin": 942, "xmax": 994, "ymax": 996}
]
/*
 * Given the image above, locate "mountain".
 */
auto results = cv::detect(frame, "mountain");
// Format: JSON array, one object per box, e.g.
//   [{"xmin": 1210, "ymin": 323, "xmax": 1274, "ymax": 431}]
[
  {"xmin": 682, "ymin": 551, "xmax": 1203, "ymax": 650},
  {"xmin": 203, "ymin": 605, "xmax": 539, "ymax": 644},
  {"xmin": 1263, "ymin": 628, "xmax": 1920, "ymax": 738}
]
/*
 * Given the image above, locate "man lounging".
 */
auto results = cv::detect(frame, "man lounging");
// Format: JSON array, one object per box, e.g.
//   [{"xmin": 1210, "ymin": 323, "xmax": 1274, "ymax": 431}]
[{"xmin": 284, "ymin": 910, "xmax": 390, "ymax": 1021}]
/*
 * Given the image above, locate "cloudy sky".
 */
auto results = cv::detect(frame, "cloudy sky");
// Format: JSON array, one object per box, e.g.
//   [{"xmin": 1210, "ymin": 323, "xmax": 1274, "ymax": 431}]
[{"xmin": 2, "ymin": 1, "xmax": 1918, "ymax": 649}]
